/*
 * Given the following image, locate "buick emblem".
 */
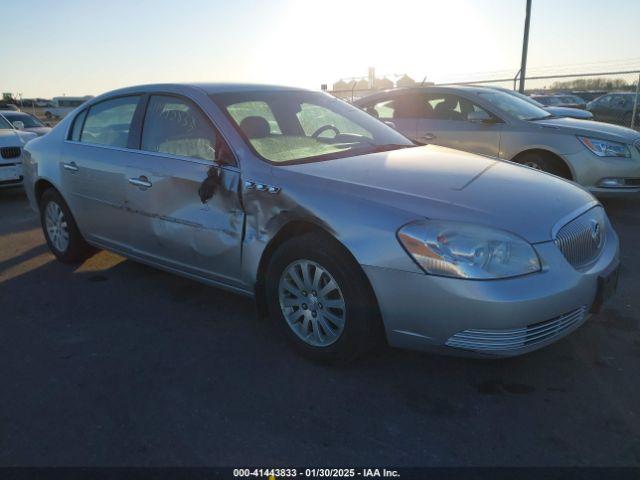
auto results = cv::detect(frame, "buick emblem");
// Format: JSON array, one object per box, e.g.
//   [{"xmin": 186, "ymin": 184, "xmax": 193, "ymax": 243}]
[{"xmin": 590, "ymin": 219, "xmax": 602, "ymax": 247}]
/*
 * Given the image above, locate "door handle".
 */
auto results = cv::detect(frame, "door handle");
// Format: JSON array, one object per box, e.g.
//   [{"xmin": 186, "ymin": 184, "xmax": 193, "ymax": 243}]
[
  {"xmin": 62, "ymin": 161, "xmax": 79, "ymax": 172},
  {"xmin": 128, "ymin": 176, "xmax": 152, "ymax": 189},
  {"xmin": 421, "ymin": 133, "xmax": 436, "ymax": 141}
]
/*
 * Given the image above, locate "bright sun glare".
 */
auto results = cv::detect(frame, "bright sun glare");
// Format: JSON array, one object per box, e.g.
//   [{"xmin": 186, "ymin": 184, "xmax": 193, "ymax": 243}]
[{"xmin": 252, "ymin": 0, "xmax": 501, "ymax": 87}]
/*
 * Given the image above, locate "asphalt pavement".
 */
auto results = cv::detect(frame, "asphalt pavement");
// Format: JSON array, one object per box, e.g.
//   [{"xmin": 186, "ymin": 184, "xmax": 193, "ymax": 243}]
[{"xmin": 1, "ymin": 188, "xmax": 639, "ymax": 466}]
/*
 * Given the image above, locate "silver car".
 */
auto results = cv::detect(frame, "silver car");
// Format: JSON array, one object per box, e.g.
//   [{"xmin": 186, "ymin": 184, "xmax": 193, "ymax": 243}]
[
  {"xmin": 23, "ymin": 83, "xmax": 620, "ymax": 360},
  {"xmin": 355, "ymin": 86, "xmax": 640, "ymax": 196}
]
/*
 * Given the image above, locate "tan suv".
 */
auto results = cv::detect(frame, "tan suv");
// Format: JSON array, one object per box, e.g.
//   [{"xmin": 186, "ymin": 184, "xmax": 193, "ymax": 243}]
[{"xmin": 355, "ymin": 86, "xmax": 640, "ymax": 196}]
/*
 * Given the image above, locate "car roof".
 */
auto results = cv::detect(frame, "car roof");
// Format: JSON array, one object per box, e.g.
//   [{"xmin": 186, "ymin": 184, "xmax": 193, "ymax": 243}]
[
  {"xmin": 95, "ymin": 82, "xmax": 309, "ymax": 98},
  {"xmin": 352, "ymin": 85, "xmax": 500, "ymax": 104}
]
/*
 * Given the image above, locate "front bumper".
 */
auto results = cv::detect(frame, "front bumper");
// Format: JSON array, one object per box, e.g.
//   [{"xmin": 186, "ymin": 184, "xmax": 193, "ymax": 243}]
[
  {"xmin": 564, "ymin": 149, "xmax": 640, "ymax": 196},
  {"xmin": 363, "ymin": 220, "xmax": 619, "ymax": 358},
  {"xmin": 0, "ymin": 160, "xmax": 24, "ymax": 188}
]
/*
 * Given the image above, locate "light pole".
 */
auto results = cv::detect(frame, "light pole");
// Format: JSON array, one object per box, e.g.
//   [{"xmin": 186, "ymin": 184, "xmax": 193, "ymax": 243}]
[{"xmin": 519, "ymin": 0, "xmax": 532, "ymax": 93}]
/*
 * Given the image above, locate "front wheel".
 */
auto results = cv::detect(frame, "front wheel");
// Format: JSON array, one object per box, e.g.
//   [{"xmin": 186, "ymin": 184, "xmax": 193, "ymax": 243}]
[
  {"xmin": 40, "ymin": 188, "xmax": 92, "ymax": 263},
  {"xmin": 516, "ymin": 152, "xmax": 570, "ymax": 179},
  {"xmin": 265, "ymin": 233, "xmax": 382, "ymax": 362}
]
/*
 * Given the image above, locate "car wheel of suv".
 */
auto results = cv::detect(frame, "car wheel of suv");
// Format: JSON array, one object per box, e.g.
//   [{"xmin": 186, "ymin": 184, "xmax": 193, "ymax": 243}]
[
  {"xmin": 516, "ymin": 152, "xmax": 568, "ymax": 178},
  {"xmin": 265, "ymin": 233, "xmax": 381, "ymax": 362},
  {"xmin": 40, "ymin": 188, "xmax": 92, "ymax": 263}
]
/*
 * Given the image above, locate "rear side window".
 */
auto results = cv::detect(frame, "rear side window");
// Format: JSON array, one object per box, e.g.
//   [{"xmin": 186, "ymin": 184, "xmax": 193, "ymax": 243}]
[
  {"xmin": 141, "ymin": 95, "xmax": 231, "ymax": 163},
  {"xmin": 69, "ymin": 109, "xmax": 87, "ymax": 141},
  {"xmin": 81, "ymin": 96, "xmax": 141, "ymax": 148}
]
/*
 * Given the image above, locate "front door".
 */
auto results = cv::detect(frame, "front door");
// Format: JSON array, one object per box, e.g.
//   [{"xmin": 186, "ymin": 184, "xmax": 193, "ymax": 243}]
[
  {"xmin": 124, "ymin": 94, "xmax": 245, "ymax": 288},
  {"xmin": 415, "ymin": 93, "xmax": 502, "ymax": 157}
]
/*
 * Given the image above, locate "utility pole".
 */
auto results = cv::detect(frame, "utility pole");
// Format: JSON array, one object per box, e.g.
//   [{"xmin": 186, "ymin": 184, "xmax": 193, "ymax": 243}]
[{"xmin": 519, "ymin": 0, "xmax": 532, "ymax": 93}]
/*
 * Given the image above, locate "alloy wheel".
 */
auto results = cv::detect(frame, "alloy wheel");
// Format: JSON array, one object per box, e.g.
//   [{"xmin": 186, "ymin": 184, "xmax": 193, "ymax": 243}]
[
  {"xmin": 44, "ymin": 201, "xmax": 69, "ymax": 252},
  {"xmin": 278, "ymin": 259, "xmax": 346, "ymax": 347}
]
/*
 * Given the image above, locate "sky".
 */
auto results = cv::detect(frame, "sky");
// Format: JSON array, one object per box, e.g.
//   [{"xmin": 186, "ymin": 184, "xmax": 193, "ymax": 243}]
[{"xmin": 2, "ymin": 0, "xmax": 640, "ymax": 98}]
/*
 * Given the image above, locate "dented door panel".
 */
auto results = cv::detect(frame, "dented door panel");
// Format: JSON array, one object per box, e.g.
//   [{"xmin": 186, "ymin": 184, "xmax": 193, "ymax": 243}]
[{"xmin": 124, "ymin": 151, "xmax": 246, "ymax": 288}]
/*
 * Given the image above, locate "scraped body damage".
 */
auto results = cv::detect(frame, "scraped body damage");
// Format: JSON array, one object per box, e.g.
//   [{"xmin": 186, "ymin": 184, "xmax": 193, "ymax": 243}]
[{"xmin": 124, "ymin": 157, "xmax": 246, "ymax": 289}]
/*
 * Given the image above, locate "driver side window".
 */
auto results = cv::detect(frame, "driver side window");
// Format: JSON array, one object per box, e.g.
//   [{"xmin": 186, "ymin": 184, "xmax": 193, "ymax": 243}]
[{"xmin": 296, "ymin": 103, "xmax": 372, "ymax": 138}]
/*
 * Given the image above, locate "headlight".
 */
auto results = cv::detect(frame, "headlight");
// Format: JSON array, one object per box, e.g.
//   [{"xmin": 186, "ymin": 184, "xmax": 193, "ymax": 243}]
[
  {"xmin": 578, "ymin": 136, "xmax": 631, "ymax": 158},
  {"xmin": 397, "ymin": 221, "xmax": 541, "ymax": 280}
]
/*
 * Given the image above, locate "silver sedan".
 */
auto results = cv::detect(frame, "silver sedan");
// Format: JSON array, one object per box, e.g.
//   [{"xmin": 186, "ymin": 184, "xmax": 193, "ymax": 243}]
[
  {"xmin": 23, "ymin": 83, "xmax": 620, "ymax": 360},
  {"xmin": 355, "ymin": 86, "xmax": 640, "ymax": 196}
]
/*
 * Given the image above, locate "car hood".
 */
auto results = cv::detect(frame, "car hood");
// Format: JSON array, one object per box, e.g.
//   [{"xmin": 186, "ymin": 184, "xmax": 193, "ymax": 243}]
[
  {"xmin": 26, "ymin": 126, "xmax": 52, "ymax": 137},
  {"xmin": 0, "ymin": 129, "xmax": 37, "ymax": 146},
  {"xmin": 533, "ymin": 116, "xmax": 640, "ymax": 143},
  {"xmin": 279, "ymin": 145, "xmax": 595, "ymax": 243},
  {"xmin": 545, "ymin": 106, "xmax": 593, "ymax": 120}
]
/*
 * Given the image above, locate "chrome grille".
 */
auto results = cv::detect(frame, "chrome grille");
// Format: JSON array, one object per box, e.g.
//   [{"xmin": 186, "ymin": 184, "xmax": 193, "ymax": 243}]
[
  {"xmin": 555, "ymin": 206, "xmax": 606, "ymax": 270},
  {"xmin": 1, "ymin": 146, "xmax": 21, "ymax": 159},
  {"xmin": 445, "ymin": 306, "xmax": 587, "ymax": 352}
]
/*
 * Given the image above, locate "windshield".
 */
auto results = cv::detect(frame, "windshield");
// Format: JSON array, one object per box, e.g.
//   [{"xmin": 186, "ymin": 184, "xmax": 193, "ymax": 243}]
[
  {"xmin": 478, "ymin": 91, "xmax": 552, "ymax": 121},
  {"xmin": 212, "ymin": 90, "xmax": 414, "ymax": 164},
  {"xmin": 2, "ymin": 112, "xmax": 44, "ymax": 128},
  {"xmin": 0, "ymin": 115, "xmax": 13, "ymax": 129},
  {"xmin": 500, "ymin": 89, "xmax": 546, "ymax": 108}
]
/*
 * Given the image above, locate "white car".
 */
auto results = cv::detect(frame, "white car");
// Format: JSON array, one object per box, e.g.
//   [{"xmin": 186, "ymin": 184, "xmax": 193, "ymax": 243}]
[
  {"xmin": 44, "ymin": 96, "xmax": 92, "ymax": 120},
  {"xmin": 0, "ymin": 115, "xmax": 37, "ymax": 188}
]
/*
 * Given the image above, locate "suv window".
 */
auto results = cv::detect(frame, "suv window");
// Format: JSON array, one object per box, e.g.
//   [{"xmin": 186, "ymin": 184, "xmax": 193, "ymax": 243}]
[
  {"xmin": 141, "ymin": 95, "xmax": 232, "ymax": 164},
  {"xmin": 81, "ymin": 96, "xmax": 141, "ymax": 147}
]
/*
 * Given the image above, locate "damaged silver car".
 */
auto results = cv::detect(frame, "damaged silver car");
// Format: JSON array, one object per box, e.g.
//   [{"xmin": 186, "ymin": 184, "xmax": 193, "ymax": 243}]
[{"xmin": 23, "ymin": 83, "xmax": 620, "ymax": 360}]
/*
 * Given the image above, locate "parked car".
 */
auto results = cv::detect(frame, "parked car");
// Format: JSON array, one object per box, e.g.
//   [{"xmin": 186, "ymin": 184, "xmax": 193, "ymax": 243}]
[
  {"xmin": 0, "ymin": 115, "xmax": 37, "ymax": 188},
  {"xmin": 23, "ymin": 83, "xmax": 620, "ymax": 360},
  {"xmin": 355, "ymin": 86, "xmax": 640, "ymax": 195},
  {"xmin": 488, "ymin": 87, "xmax": 593, "ymax": 120},
  {"xmin": 550, "ymin": 94, "xmax": 587, "ymax": 109},
  {"xmin": 587, "ymin": 92, "xmax": 640, "ymax": 127},
  {"xmin": 0, "ymin": 110, "xmax": 52, "ymax": 137},
  {"xmin": 44, "ymin": 96, "xmax": 92, "ymax": 120},
  {"xmin": 0, "ymin": 101, "xmax": 19, "ymax": 111}
]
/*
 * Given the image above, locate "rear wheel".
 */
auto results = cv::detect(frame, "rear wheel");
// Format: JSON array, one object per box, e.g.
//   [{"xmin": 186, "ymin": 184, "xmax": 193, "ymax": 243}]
[
  {"xmin": 265, "ymin": 233, "xmax": 382, "ymax": 362},
  {"xmin": 516, "ymin": 151, "xmax": 570, "ymax": 179},
  {"xmin": 40, "ymin": 189, "xmax": 92, "ymax": 263}
]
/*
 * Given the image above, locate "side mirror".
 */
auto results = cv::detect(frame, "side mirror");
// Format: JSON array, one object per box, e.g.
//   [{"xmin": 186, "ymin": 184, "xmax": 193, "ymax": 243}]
[
  {"xmin": 13, "ymin": 120, "xmax": 25, "ymax": 130},
  {"xmin": 383, "ymin": 120, "xmax": 397, "ymax": 129},
  {"xmin": 467, "ymin": 110, "xmax": 493, "ymax": 124}
]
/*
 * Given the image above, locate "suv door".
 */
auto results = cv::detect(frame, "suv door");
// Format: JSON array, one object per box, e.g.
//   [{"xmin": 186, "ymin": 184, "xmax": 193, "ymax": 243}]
[
  {"xmin": 124, "ymin": 94, "xmax": 245, "ymax": 288},
  {"xmin": 415, "ymin": 93, "xmax": 502, "ymax": 157},
  {"xmin": 60, "ymin": 95, "xmax": 143, "ymax": 250}
]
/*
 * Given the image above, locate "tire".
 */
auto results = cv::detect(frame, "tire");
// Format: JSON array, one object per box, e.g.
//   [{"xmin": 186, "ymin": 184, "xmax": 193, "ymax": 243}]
[
  {"xmin": 516, "ymin": 151, "xmax": 569, "ymax": 178},
  {"xmin": 39, "ymin": 188, "xmax": 92, "ymax": 263},
  {"xmin": 265, "ymin": 233, "xmax": 382, "ymax": 362}
]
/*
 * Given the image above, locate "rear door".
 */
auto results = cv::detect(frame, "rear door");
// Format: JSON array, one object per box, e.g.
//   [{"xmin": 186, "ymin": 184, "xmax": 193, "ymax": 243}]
[
  {"xmin": 123, "ymin": 94, "xmax": 245, "ymax": 288},
  {"xmin": 60, "ymin": 95, "xmax": 143, "ymax": 250},
  {"xmin": 415, "ymin": 93, "xmax": 502, "ymax": 157}
]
